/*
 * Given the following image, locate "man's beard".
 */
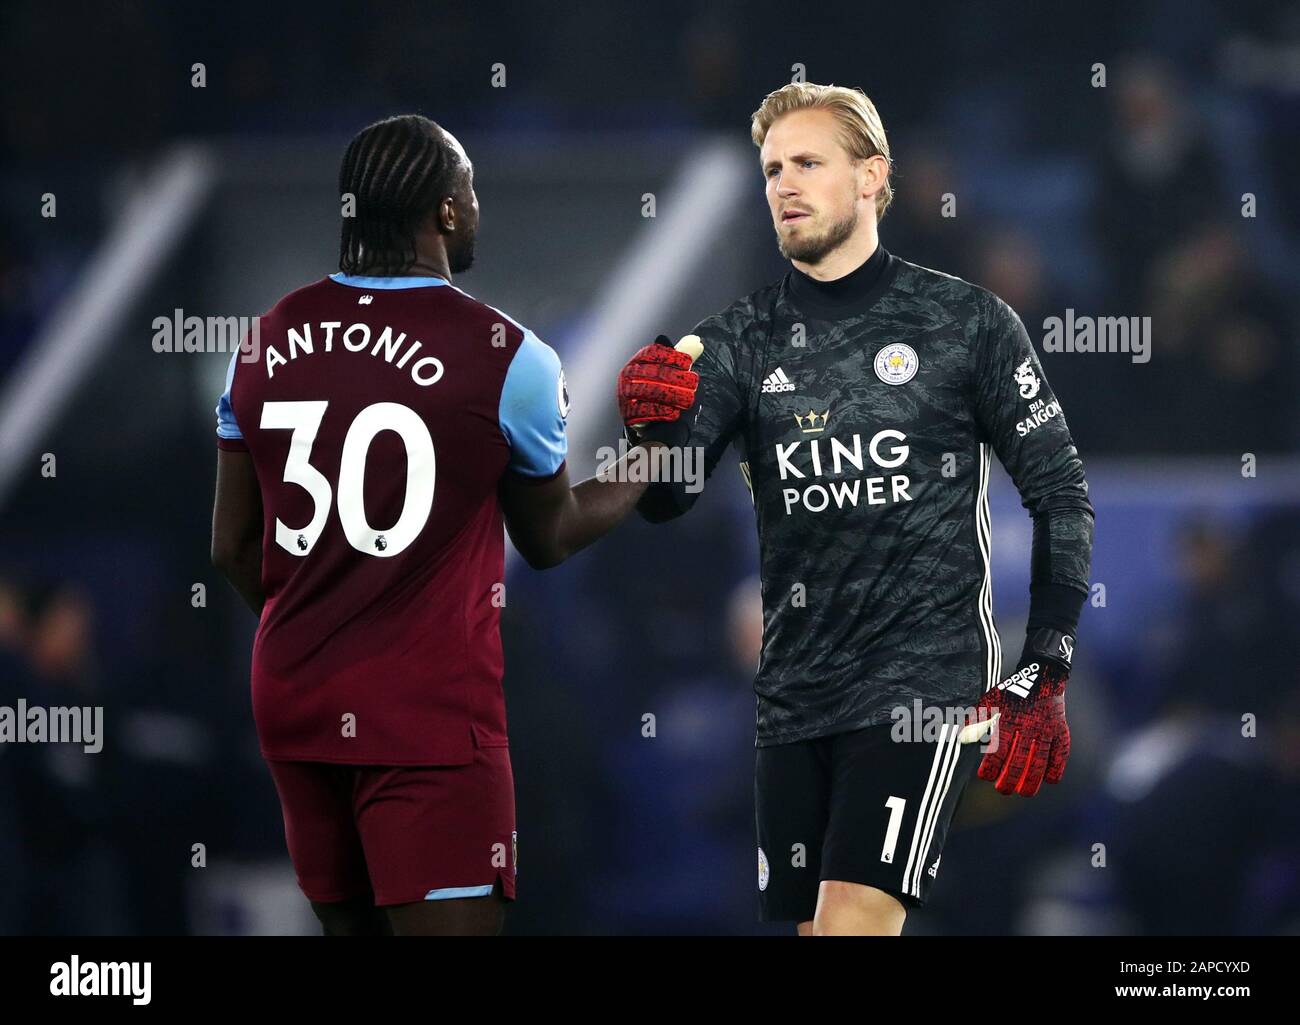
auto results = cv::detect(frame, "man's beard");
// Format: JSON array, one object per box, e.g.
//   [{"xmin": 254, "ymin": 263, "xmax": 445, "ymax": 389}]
[
  {"xmin": 777, "ymin": 205, "xmax": 858, "ymax": 264},
  {"xmin": 448, "ymin": 232, "xmax": 476, "ymax": 274}
]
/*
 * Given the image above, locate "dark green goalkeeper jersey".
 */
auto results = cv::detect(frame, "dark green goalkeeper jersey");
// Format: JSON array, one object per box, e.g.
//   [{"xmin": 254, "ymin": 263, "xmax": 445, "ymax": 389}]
[{"xmin": 641, "ymin": 246, "xmax": 1094, "ymax": 746}]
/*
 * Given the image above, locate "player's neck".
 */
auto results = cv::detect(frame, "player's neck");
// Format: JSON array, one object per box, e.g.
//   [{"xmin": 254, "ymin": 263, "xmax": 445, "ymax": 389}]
[
  {"xmin": 792, "ymin": 221, "xmax": 879, "ymax": 282},
  {"xmin": 402, "ymin": 255, "xmax": 452, "ymax": 281},
  {"xmin": 355, "ymin": 243, "xmax": 452, "ymax": 281}
]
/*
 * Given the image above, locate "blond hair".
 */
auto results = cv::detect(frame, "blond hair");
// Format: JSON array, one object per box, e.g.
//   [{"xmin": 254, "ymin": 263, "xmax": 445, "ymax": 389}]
[{"xmin": 750, "ymin": 82, "xmax": 893, "ymax": 221}]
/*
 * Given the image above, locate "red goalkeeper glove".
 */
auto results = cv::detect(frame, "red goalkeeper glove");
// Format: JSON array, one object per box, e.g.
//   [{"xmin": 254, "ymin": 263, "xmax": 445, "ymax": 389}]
[
  {"xmin": 972, "ymin": 628, "xmax": 1074, "ymax": 797},
  {"xmin": 617, "ymin": 334, "xmax": 702, "ymax": 433}
]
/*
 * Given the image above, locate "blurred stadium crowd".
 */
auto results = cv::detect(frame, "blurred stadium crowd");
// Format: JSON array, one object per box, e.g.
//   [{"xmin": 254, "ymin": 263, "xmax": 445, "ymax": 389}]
[{"xmin": 1, "ymin": 0, "xmax": 1297, "ymax": 934}]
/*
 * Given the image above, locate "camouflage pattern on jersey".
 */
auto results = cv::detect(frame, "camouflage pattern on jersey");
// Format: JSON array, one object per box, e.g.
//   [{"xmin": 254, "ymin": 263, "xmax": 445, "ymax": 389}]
[{"xmin": 652, "ymin": 253, "xmax": 1094, "ymax": 746}]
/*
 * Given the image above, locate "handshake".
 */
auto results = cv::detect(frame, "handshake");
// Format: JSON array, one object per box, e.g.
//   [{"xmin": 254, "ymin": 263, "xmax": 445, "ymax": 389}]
[{"xmin": 616, "ymin": 334, "xmax": 704, "ymax": 445}]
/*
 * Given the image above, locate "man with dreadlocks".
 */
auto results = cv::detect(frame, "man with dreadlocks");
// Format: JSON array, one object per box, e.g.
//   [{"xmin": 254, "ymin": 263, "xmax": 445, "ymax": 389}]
[{"xmin": 210, "ymin": 115, "xmax": 693, "ymax": 936}]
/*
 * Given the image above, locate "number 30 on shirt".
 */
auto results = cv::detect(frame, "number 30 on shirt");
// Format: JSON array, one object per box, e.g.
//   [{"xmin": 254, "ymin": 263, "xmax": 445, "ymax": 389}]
[{"xmin": 260, "ymin": 400, "xmax": 435, "ymax": 559}]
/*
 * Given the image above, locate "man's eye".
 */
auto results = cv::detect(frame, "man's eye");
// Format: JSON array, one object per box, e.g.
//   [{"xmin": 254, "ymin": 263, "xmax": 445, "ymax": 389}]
[
  {"xmin": 802, "ymin": 160, "xmax": 818, "ymax": 169},
  {"xmin": 766, "ymin": 167, "xmax": 779, "ymax": 179}
]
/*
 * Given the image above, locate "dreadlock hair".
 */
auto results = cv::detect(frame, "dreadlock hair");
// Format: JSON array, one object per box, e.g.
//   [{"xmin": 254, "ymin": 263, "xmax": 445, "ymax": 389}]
[{"xmin": 338, "ymin": 114, "xmax": 464, "ymax": 275}]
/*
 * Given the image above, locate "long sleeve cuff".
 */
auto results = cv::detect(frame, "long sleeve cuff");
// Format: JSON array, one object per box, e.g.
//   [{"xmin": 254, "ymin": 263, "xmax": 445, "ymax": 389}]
[{"xmin": 1027, "ymin": 581, "xmax": 1087, "ymax": 635}]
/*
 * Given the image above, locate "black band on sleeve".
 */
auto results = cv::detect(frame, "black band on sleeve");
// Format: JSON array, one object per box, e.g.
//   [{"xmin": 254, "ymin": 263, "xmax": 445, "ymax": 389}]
[
  {"xmin": 635, "ymin": 480, "xmax": 690, "ymax": 523},
  {"xmin": 1027, "ymin": 581, "xmax": 1087, "ymax": 635}
]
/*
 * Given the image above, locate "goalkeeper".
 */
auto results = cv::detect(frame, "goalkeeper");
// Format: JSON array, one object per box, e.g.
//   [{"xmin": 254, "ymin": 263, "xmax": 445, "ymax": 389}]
[{"xmin": 616, "ymin": 82, "xmax": 1093, "ymax": 936}]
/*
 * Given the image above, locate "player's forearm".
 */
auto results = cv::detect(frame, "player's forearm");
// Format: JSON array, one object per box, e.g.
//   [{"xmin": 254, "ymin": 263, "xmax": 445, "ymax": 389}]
[
  {"xmin": 1021, "ymin": 504, "xmax": 1092, "ymax": 672},
  {"xmin": 503, "ymin": 447, "xmax": 657, "ymax": 570},
  {"xmin": 1027, "ymin": 501, "xmax": 1095, "ymax": 604},
  {"xmin": 540, "ymin": 452, "xmax": 658, "ymax": 566},
  {"xmin": 214, "ymin": 545, "xmax": 265, "ymax": 617}
]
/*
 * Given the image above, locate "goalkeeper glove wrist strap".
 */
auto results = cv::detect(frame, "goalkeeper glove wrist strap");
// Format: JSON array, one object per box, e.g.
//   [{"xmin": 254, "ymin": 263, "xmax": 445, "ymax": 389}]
[{"xmin": 1019, "ymin": 626, "xmax": 1075, "ymax": 677}]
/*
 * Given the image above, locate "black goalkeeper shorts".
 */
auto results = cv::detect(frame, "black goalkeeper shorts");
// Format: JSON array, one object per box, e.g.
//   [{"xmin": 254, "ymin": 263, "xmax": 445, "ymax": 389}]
[{"xmin": 755, "ymin": 721, "xmax": 980, "ymax": 922}]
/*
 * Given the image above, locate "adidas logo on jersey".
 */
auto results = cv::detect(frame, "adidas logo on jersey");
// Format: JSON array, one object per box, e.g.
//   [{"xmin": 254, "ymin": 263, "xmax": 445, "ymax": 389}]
[
  {"xmin": 761, "ymin": 367, "xmax": 796, "ymax": 393},
  {"xmin": 928, "ymin": 855, "xmax": 941, "ymax": 878},
  {"xmin": 358, "ymin": 294, "xmax": 374, "ymax": 305},
  {"xmin": 1000, "ymin": 663, "xmax": 1040, "ymax": 698}
]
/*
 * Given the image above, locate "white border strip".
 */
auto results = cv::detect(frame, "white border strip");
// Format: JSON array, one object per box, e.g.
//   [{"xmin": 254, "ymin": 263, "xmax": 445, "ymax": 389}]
[
  {"xmin": 561, "ymin": 137, "xmax": 751, "ymax": 478},
  {"xmin": 0, "ymin": 145, "xmax": 216, "ymax": 507},
  {"xmin": 1076, "ymin": 456, "xmax": 1300, "ymax": 505}
]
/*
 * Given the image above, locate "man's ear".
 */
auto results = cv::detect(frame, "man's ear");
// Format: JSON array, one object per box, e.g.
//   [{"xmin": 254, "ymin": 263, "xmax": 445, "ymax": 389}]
[
  {"xmin": 851, "ymin": 158, "xmax": 871, "ymax": 201},
  {"xmin": 438, "ymin": 196, "xmax": 456, "ymax": 234},
  {"xmin": 860, "ymin": 154, "xmax": 887, "ymax": 203}
]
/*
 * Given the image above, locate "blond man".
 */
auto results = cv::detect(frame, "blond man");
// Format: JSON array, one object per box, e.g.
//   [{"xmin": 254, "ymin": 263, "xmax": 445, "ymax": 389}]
[{"xmin": 616, "ymin": 83, "xmax": 1094, "ymax": 935}]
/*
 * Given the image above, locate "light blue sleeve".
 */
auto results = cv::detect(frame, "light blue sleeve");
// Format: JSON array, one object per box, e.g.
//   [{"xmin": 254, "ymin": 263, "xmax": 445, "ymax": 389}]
[
  {"xmin": 499, "ymin": 329, "xmax": 568, "ymax": 478},
  {"xmin": 215, "ymin": 348, "xmax": 243, "ymax": 440}
]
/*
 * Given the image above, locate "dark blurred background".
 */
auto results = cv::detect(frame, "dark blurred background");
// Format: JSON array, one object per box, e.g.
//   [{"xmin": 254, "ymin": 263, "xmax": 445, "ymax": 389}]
[{"xmin": 1, "ymin": 0, "xmax": 1298, "ymax": 935}]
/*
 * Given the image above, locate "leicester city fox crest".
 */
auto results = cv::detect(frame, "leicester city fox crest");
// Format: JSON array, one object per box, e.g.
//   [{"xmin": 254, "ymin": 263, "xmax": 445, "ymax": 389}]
[{"xmin": 874, "ymin": 343, "xmax": 919, "ymax": 385}]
